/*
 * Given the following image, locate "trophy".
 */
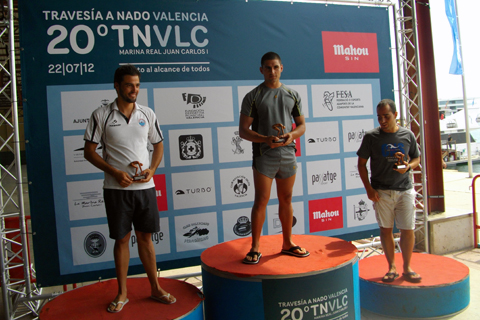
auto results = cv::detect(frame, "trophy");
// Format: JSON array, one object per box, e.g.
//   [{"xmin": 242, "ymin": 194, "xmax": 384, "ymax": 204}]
[
  {"xmin": 272, "ymin": 123, "xmax": 286, "ymax": 143},
  {"xmin": 130, "ymin": 161, "xmax": 147, "ymax": 181},
  {"xmin": 394, "ymin": 152, "xmax": 407, "ymax": 169}
]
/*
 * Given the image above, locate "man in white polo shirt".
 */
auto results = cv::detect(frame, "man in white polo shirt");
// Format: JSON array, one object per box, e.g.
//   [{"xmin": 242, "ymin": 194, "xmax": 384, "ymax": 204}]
[{"xmin": 84, "ymin": 65, "xmax": 176, "ymax": 312}]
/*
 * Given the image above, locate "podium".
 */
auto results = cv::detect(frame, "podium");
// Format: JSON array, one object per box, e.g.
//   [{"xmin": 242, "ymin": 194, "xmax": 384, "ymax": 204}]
[
  {"xmin": 39, "ymin": 277, "xmax": 204, "ymax": 320},
  {"xmin": 359, "ymin": 252, "xmax": 470, "ymax": 318},
  {"xmin": 201, "ymin": 234, "xmax": 360, "ymax": 320}
]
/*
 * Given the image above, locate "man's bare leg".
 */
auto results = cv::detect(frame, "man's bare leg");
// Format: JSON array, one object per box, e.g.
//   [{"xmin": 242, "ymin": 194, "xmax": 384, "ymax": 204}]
[
  {"xmin": 136, "ymin": 230, "xmax": 176, "ymax": 303},
  {"xmin": 109, "ymin": 232, "xmax": 131, "ymax": 312},
  {"xmin": 245, "ymin": 168, "xmax": 273, "ymax": 263},
  {"xmin": 399, "ymin": 229, "xmax": 421, "ymax": 280},
  {"xmin": 276, "ymin": 174, "xmax": 306, "ymax": 254},
  {"xmin": 379, "ymin": 227, "xmax": 398, "ymax": 280}
]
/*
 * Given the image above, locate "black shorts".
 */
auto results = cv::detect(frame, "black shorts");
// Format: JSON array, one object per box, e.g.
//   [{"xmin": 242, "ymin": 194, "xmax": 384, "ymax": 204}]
[{"xmin": 104, "ymin": 187, "xmax": 160, "ymax": 240}]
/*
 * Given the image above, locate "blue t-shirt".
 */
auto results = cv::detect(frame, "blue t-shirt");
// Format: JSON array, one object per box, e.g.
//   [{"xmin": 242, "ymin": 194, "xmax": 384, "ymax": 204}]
[{"xmin": 357, "ymin": 126, "xmax": 420, "ymax": 191}]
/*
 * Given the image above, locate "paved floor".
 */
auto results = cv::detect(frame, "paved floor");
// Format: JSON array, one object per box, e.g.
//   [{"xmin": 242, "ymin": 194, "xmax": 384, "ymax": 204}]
[{"xmin": 2, "ymin": 169, "xmax": 480, "ymax": 319}]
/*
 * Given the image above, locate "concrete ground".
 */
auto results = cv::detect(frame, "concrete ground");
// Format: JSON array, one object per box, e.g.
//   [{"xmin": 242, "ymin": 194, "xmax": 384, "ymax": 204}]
[{"xmin": 1, "ymin": 169, "xmax": 479, "ymax": 319}]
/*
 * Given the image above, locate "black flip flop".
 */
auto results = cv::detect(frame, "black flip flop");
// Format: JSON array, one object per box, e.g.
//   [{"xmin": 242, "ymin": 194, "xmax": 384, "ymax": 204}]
[
  {"xmin": 281, "ymin": 246, "xmax": 310, "ymax": 257},
  {"xmin": 403, "ymin": 272, "xmax": 422, "ymax": 283},
  {"xmin": 381, "ymin": 272, "xmax": 399, "ymax": 283},
  {"xmin": 242, "ymin": 251, "xmax": 262, "ymax": 264}
]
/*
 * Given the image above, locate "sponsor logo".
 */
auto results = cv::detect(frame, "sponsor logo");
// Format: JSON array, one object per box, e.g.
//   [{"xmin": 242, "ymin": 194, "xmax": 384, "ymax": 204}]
[
  {"xmin": 73, "ymin": 191, "xmax": 104, "ymax": 209},
  {"xmin": 354, "ymin": 199, "xmax": 370, "ymax": 221},
  {"xmin": 323, "ymin": 91, "xmax": 335, "ymax": 111},
  {"xmin": 73, "ymin": 118, "xmax": 89, "ymax": 124},
  {"xmin": 333, "ymin": 44, "xmax": 370, "ymax": 56},
  {"xmin": 72, "ymin": 144, "xmax": 101, "ymax": 162},
  {"xmin": 84, "ymin": 231, "xmax": 107, "ymax": 258},
  {"xmin": 321, "ymin": 90, "xmax": 363, "ymax": 111},
  {"xmin": 347, "ymin": 129, "xmax": 365, "ymax": 143},
  {"xmin": 322, "ymin": 31, "xmax": 379, "ymax": 73},
  {"xmin": 138, "ymin": 118, "xmax": 146, "ymax": 127},
  {"xmin": 179, "ymin": 134, "xmax": 203, "ymax": 160},
  {"xmin": 109, "ymin": 119, "xmax": 121, "ymax": 127},
  {"xmin": 312, "ymin": 209, "xmax": 340, "ymax": 219},
  {"xmin": 231, "ymin": 131, "xmax": 245, "ymax": 155},
  {"xmin": 308, "ymin": 136, "xmax": 338, "ymax": 143},
  {"xmin": 233, "ymin": 216, "xmax": 252, "ymax": 236},
  {"xmin": 183, "ymin": 93, "xmax": 206, "ymax": 119},
  {"xmin": 175, "ymin": 186, "xmax": 213, "ymax": 195},
  {"xmin": 182, "ymin": 93, "xmax": 206, "ymax": 108},
  {"xmin": 349, "ymin": 166, "xmax": 360, "ymax": 178},
  {"xmin": 131, "ymin": 231, "xmax": 164, "ymax": 247},
  {"xmin": 273, "ymin": 214, "xmax": 297, "ymax": 233},
  {"xmin": 381, "ymin": 143, "xmax": 405, "ymax": 161},
  {"xmin": 311, "ymin": 171, "xmax": 338, "ymax": 185},
  {"xmin": 182, "ymin": 222, "xmax": 210, "ymax": 243},
  {"xmin": 230, "ymin": 176, "xmax": 250, "ymax": 197},
  {"xmin": 73, "ymin": 100, "xmax": 108, "ymax": 124},
  {"xmin": 309, "ymin": 197, "xmax": 343, "ymax": 232}
]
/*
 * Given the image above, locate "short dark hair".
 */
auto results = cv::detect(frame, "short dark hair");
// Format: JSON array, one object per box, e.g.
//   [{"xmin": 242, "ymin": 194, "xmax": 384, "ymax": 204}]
[
  {"xmin": 114, "ymin": 65, "xmax": 141, "ymax": 85},
  {"xmin": 261, "ymin": 52, "xmax": 282, "ymax": 66},
  {"xmin": 377, "ymin": 99, "xmax": 396, "ymax": 114}
]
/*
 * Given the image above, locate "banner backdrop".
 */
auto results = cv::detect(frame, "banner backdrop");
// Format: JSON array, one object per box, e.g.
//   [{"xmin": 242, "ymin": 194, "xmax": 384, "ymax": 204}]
[{"xmin": 19, "ymin": 0, "xmax": 394, "ymax": 286}]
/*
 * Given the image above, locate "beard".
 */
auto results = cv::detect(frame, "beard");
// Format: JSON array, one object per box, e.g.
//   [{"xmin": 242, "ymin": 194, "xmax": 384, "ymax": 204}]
[{"xmin": 119, "ymin": 90, "xmax": 136, "ymax": 103}]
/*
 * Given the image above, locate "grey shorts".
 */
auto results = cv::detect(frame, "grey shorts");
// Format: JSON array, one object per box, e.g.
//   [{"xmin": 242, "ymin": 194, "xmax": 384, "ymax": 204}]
[
  {"xmin": 373, "ymin": 188, "xmax": 416, "ymax": 230},
  {"xmin": 253, "ymin": 147, "xmax": 297, "ymax": 179},
  {"xmin": 104, "ymin": 187, "xmax": 160, "ymax": 240}
]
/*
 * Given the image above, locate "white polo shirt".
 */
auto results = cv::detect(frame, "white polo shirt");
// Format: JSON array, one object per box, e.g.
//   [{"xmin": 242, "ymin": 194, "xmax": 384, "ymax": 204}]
[{"xmin": 84, "ymin": 100, "xmax": 163, "ymax": 190}]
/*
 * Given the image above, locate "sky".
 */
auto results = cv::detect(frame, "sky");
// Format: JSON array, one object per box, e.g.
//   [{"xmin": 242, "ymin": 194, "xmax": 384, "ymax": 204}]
[{"xmin": 429, "ymin": 0, "xmax": 480, "ymax": 101}]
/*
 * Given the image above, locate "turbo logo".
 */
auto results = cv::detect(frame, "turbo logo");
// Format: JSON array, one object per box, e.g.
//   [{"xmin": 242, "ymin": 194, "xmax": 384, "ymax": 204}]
[
  {"xmin": 308, "ymin": 136, "xmax": 337, "ymax": 143},
  {"xmin": 175, "ymin": 187, "xmax": 212, "ymax": 195}
]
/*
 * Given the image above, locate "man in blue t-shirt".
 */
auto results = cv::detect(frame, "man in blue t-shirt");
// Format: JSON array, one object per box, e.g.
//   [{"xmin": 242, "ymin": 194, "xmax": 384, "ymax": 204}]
[{"xmin": 357, "ymin": 99, "xmax": 422, "ymax": 283}]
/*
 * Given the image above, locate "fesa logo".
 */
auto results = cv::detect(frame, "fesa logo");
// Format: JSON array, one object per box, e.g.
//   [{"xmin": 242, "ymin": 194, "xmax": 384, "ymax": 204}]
[
  {"xmin": 322, "ymin": 31, "xmax": 379, "ymax": 73},
  {"xmin": 309, "ymin": 197, "xmax": 343, "ymax": 233}
]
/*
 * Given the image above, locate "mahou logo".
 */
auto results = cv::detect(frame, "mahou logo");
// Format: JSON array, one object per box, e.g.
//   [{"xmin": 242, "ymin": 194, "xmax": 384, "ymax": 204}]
[
  {"xmin": 309, "ymin": 197, "xmax": 343, "ymax": 232},
  {"xmin": 322, "ymin": 31, "xmax": 379, "ymax": 73}
]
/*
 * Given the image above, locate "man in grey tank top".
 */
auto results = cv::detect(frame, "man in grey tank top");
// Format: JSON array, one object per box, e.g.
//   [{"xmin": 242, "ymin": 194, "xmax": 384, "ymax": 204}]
[{"xmin": 239, "ymin": 52, "xmax": 309, "ymax": 264}]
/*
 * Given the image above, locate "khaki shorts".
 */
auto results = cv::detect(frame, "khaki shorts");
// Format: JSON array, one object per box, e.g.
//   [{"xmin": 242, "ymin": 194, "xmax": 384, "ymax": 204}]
[
  {"xmin": 253, "ymin": 147, "xmax": 297, "ymax": 179},
  {"xmin": 373, "ymin": 188, "xmax": 416, "ymax": 230}
]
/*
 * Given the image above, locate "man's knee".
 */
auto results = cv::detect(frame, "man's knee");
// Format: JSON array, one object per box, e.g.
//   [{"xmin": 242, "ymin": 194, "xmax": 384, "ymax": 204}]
[
  {"xmin": 400, "ymin": 229, "xmax": 415, "ymax": 237},
  {"xmin": 253, "ymin": 192, "xmax": 271, "ymax": 207},
  {"xmin": 135, "ymin": 231, "xmax": 153, "ymax": 244},
  {"xmin": 379, "ymin": 227, "xmax": 393, "ymax": 236},
  {"xmin": 115, "ymin": 232, "xmax": 131, "ymax": 245}
]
